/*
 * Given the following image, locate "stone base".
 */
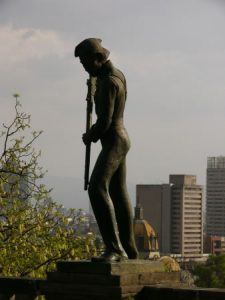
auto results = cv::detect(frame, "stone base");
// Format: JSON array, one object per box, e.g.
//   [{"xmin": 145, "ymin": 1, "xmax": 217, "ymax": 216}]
[{"xmin": 42, "ymin": 260, "xmax": 181, "ymax": 300}]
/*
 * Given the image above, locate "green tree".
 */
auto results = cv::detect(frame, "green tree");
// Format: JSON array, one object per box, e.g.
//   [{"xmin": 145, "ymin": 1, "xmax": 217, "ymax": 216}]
[
  {"xmin": 0, "ymin": 97, "xmax": 96, "ymax": 278},
  {"xmin": 192, "ymin": 254, "xmax": 225, "ymax": 288}
]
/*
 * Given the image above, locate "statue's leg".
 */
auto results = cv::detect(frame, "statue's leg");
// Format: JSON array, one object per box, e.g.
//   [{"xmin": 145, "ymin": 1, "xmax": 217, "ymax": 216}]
[
  {"xmin": 109, "ymin": 158, "xmax": 138, "ymax": 259},
  {"xmin": 88, "ymin": 147, "xmax": 125, "ymax": 256}
]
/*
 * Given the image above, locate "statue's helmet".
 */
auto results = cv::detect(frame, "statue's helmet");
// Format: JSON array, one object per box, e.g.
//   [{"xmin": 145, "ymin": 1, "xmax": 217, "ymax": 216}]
[{"xmin": 74, "ymin": 38, "xmax": 110, "ymax": 61}]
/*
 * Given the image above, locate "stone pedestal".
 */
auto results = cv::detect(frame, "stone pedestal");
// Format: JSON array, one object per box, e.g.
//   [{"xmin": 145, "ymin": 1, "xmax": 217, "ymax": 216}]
[{"xmin": 43, "ymin": 260, "xmax": 181, "ymax": 300}]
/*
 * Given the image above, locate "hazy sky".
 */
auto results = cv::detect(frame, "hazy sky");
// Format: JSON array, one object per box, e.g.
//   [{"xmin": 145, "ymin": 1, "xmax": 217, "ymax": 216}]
[{"xmin": 1, "ymin": 0, "xmax": 225, "ymax": 207}]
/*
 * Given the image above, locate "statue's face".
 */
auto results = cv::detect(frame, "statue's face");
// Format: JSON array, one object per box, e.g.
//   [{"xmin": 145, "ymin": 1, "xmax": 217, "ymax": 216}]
[{"xmin": 79, "ymin": 54, "xmax": 102, "ymax": 76}]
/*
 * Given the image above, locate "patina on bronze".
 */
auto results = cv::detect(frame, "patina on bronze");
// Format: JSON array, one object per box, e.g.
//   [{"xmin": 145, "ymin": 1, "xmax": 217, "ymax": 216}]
[{"xmin": 75, "ymin": 38, "xmax": 138, "ymax": 262}]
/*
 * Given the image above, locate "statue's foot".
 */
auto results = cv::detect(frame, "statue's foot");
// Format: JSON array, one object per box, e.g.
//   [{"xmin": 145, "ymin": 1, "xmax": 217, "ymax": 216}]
[
  {"xmin": 125, "ymin": 246, "xmax": 139, "ymax": 259},
  {"xmin": 128, "ymin": 253, "xmax": 139, "ymax": 259},
  {"xmin": 91, "ymin": 251, "xmax": 128, "ymax": 263}
]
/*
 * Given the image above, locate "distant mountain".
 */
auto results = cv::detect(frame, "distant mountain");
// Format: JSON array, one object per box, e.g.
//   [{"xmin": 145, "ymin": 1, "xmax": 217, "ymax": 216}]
[{"xmin": 44, "ymin": 175, "xmax": 136, "ymax": 212}]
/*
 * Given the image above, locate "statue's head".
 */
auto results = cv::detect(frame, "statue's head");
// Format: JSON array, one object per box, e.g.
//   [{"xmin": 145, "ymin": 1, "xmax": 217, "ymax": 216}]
[{"xmin": 75, "ymin": 38, "xmax": 110, "ymax": 76}]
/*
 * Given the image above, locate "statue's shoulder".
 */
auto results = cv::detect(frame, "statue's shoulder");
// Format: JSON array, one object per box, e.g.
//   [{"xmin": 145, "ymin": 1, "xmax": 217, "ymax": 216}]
[
  {"xmin": 98, "ymin": 61, "xmax": 126, "ymax": 90},
  {"xmin": 110, "ymin": 68, "xmax": 126, "ymax": 90}
]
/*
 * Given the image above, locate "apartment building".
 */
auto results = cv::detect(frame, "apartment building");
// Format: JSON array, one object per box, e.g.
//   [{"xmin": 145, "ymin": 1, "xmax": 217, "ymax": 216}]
[
  {"xmin": 170, "ymin": 175, "xmax": 203, "ymax": 257},
  {"xmin": 206, "ymin": 156, "xmax": 225, "ymax": 236},
  {"xmin": 136, "ymin": 184, "xmax": 171, "ymax": 254},
  {"xmin": 136, "ymin": 175, "xmax": 203, "ymax": 257}
]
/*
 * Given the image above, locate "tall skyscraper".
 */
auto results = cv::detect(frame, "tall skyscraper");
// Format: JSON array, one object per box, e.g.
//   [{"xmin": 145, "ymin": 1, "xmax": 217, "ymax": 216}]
[
  {"xmin": 136, "ymin": 175, "xmax": 203, "ymax": 257},
  {"xmin": 170, "ymin": 175, "xmax": 203, "ymax": 257},
  {"xmin": 206, "ymin": 156, "xmax": 225, "ymax": 236}
]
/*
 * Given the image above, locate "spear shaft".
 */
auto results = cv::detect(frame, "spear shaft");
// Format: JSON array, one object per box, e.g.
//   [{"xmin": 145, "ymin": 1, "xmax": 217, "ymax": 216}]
[{"xmin": 84, "ymin": 76, "xmax": 95, "ymax": 190}]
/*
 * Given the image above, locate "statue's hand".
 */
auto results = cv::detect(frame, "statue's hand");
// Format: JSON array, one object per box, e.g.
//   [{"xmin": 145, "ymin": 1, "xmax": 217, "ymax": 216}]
[{"xmin": 82, "ymin": 132, "xmax": 92, "ymax": 145}]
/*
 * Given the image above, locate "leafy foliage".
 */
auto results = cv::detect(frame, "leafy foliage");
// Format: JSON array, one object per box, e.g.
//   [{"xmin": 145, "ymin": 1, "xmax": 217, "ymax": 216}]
[
  {"xmin": 0, "ymin": 98, "xmax": 96, "ymax": 278},
  {"xmin": 192, "ymin": 254, "xmax": 225, "ymax": 288}
]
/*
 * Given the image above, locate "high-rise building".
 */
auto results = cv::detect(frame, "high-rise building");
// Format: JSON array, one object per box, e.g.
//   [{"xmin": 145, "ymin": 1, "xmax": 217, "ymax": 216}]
[
  {"xmin": 136, "ymin": 184, "xmax": 171, "ymax": 254},
  {"xmin": 136, "ymin": 175, "xmax": 203, "ymax": 257},
  {"xmin": 206, "ymin": 156, "xmax": 225, "ymax": 236},
  {"xmin": 170, "ymin": 175, "xmax": 203, "ymax": 257}
]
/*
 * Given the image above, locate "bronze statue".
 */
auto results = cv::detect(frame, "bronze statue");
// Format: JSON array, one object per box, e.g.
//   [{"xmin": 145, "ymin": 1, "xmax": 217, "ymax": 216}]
[{"xmin": 75, "ymin": 38, "xmax": 138, "ymax": 262}]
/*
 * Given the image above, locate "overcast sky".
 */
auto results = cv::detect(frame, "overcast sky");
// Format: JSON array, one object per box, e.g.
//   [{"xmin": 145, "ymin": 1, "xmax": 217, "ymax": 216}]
[{"xmin": 1, "ymin": 0, "xmax": 225, "ymax": 208}]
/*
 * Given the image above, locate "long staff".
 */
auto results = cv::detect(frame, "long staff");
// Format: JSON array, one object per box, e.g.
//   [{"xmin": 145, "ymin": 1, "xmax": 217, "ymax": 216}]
[{"xmin": 84, "ymin": 76, "xmax": 95, "ymax": 190}]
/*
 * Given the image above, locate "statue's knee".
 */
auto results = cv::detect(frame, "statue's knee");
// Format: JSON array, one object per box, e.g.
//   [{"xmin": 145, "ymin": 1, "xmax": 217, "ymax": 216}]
[
  {"xmin": 88, "ymin": 180, "xmax": 107, "ymax": 199},
  {"xmin": 88, "ymin": 181, "xmax": 100, "ymax": 197},
  {"xmin": 88, "ymin": 182, "xmax": 96, "ymax": 199}
]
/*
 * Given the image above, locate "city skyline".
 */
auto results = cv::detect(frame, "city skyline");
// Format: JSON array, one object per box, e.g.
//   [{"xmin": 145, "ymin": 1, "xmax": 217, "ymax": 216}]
[{"xmin": 136, "ymin": 175, "xmax": 203, "ymax": 257}]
